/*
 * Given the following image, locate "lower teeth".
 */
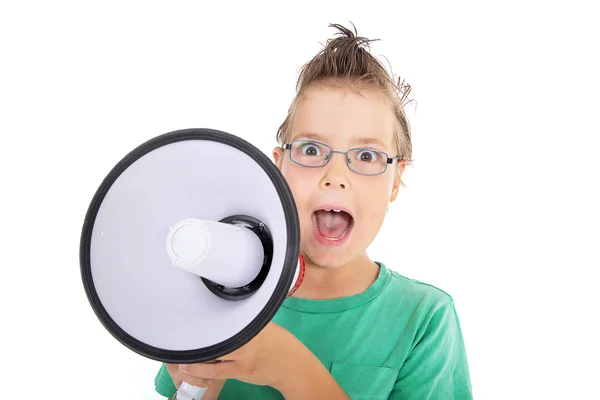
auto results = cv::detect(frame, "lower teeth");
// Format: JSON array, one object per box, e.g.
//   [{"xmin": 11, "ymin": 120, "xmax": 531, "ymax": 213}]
[{"xmin": 323, "ymin": 227, "xmax": 350, "ymax": 240}]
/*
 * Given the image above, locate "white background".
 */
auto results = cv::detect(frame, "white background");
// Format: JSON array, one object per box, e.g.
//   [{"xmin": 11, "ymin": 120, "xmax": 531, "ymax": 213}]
[{"xmin": 1, "ymin": 1, "xmax": 599, "ymax": 399}]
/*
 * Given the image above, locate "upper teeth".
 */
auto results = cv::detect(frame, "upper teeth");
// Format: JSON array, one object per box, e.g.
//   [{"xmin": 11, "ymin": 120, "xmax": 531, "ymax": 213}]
[{"xmin": 324, "ymin": 209, "xmax": 341, "ymax": 212}]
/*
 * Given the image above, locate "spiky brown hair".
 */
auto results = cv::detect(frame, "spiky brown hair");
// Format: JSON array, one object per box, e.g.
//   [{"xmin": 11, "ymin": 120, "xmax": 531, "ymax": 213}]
[{"xmin": 276, "ymin": 23, "xmax": 414, "ymax": 174}]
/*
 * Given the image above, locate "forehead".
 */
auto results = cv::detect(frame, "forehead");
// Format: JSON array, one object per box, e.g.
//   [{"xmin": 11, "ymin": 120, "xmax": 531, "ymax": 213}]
[{"xmin": 291, "ymin": 85, "xmax": 396, "ymax": 150}]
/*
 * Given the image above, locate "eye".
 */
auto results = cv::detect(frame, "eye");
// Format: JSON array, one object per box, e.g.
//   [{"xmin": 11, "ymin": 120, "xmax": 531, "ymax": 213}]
[
  {"xmin": 356, "ymin": 149, "xmax": 379, "ymax": 163},
  {"xmin": 299, "ymin": 142, "xmax": 322, "ymax": 157}
]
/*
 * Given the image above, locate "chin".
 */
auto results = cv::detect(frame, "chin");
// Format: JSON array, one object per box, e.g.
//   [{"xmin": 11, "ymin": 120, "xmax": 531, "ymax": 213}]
[{"xmin": 301, "ymin": 244, "xmax": 357, "ymax": 269}]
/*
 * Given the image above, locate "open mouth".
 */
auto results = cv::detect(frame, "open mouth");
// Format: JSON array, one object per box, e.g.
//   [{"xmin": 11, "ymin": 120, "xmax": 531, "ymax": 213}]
[{"xmin": 311, "ymin": 208, "xmax": 354, "ymax": 244}]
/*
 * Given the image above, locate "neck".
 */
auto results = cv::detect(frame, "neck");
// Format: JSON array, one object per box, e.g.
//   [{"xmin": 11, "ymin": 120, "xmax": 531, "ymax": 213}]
[{"xmin": 292, "ymin": 252, "xmax": 380, "ymax": 300}]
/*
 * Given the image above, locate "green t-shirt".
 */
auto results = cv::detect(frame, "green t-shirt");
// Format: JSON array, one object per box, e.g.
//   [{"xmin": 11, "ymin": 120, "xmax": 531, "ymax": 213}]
[{"xmin": 154, "ymin": 262, "xmax": 472, "ymax": 399}]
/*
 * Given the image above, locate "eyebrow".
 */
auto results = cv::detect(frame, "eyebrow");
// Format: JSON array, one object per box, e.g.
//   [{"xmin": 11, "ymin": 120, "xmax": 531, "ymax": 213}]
[
  {"xmin": 353, "ymin": 136, "xmax": 388, "ymax": 149},
  {"xmin": 290, "ymin": 132, "xmax": 326, "ymax": 142},
  {"xmin": 291, "ymin": 132, "xmax": 389, "ymax": 149}
]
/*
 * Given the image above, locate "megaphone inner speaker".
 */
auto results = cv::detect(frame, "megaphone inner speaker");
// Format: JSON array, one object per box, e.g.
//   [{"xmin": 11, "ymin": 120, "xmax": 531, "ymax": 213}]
[
  {"xmin": 80, "ymin": 129, "xmax": 300, "ymax": 363},
  {"xmin": 202, "ymin": 214, "xmax": 274, "ymax": 301}
]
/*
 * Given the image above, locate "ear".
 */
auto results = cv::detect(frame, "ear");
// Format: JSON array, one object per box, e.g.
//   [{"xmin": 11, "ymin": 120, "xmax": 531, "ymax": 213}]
[
  {"xmin": 272, "ymin": 146, "xmax": 283, "ymax": 168},
  {"xmin": 389, "ymin": 161, "xmax": 407, "ymax": 203}
]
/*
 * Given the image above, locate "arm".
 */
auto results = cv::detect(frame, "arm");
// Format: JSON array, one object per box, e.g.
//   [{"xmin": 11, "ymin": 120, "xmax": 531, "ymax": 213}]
[
  {"xmin": 171, "ymin": 322, "xmax": 350, "ymax": 399},
  {"xmin": 390, "ymin": 299, "xmax": 473, "ymax": 399}
]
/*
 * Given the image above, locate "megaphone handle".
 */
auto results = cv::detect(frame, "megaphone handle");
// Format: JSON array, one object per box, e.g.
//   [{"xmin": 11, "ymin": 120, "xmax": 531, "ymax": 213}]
[{"xmin": 174, "ymin": 381, "xmax": 207, "ymax": 399}]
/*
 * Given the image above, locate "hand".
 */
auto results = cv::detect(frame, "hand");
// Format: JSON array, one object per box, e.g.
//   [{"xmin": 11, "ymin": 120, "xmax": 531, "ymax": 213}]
[
  {"xmin": 165, "ymin": 363, "xmax": 226, "ymax": 400},
  {"xmin": 170, "ymin": 322, "xmax": 308, "ymax": 392}
]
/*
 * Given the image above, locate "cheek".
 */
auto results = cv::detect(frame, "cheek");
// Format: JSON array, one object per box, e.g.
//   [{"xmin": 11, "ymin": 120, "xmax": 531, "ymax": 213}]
[
  {"xmin": 280, "ymin": 163, "xmax": 313, "ymax": 208},
  {"xmin": 358, "ymin": 179, "xmax": 393, "ymax": 222},
  {"xmin": 364, "ymin": 192, "xmax": 389, "ymax": 217}
]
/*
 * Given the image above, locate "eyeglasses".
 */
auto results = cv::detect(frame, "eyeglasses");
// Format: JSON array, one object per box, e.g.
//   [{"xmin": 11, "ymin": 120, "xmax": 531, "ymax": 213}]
[{"xmin": 283, "ymin": 140, "xmax": 398, "ymax": 176}]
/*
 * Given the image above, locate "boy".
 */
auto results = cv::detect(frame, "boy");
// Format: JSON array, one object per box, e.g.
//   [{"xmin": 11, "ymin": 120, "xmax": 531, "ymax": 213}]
[{"xmin": 154, "ymin": 23, "xmax": 472, "ymax": 399}]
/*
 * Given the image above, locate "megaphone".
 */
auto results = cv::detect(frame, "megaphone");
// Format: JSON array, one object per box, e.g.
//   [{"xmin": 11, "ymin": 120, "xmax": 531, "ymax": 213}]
[{"xmin": 79, "ymin": 128, "xmax": 304, "ymax": 399}]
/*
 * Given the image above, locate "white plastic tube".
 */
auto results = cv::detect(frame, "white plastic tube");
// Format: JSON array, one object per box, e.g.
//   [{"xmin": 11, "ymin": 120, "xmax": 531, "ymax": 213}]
[{"xmin": 166, "ymin": 218, "xmax": 264, "ymax": 287}]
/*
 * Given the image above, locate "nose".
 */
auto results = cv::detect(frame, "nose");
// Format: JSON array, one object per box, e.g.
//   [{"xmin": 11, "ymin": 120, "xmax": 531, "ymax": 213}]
[{"xmin": 320, "ymin": 152, "xmax": 350, "ymax": 190}]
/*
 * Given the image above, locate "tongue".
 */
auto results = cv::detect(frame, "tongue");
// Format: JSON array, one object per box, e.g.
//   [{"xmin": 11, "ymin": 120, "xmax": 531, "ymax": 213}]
[{"xmin": 314, "ymin": 210, "xmax": 352, "ymax": 238}]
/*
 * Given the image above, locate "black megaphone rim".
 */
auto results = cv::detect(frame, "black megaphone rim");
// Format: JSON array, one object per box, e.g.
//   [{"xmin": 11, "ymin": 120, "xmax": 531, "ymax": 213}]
[{"xmin": 79, "ymin": 127, "xmax": 300, "ymax": 363}]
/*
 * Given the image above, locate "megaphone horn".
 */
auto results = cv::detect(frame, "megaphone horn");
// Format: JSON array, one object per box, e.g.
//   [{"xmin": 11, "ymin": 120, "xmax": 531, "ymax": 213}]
[{"xmin": 80, "ymin": 128, "xmax": 304, "ymax": 399}]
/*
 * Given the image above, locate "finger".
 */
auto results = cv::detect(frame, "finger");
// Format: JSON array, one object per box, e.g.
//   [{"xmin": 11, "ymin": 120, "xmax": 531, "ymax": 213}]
[
  {"xmin": 167, "ymin": 364, "xmax": 212, "ymax": 388},
  {"xmin": 177, "ymin": 371, "xmax": 215, "ymax": 388},
  {"xmin": 180, "ymin": 361, "xmax": 239, "ymax": 380}
]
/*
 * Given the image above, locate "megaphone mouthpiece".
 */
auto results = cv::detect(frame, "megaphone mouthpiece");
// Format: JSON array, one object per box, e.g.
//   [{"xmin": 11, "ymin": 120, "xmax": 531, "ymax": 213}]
[{"xmin": 166, "ymin": 216, "xmax": 266, "ymax": 288}]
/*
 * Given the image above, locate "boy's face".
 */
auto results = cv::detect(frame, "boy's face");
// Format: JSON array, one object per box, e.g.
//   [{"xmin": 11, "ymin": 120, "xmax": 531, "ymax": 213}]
[{"xmin": 273, "ymin": 85, "xmax": 406, "ymax": 268}]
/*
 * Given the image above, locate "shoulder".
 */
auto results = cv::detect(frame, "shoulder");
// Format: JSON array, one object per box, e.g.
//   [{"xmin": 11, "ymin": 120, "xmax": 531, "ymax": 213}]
[
  {"xmin": 376, "ymin": 264, "xmax": 469, "ymax": 356},
  {"xmin": 378, "ymin": 263, "xmax": 455, "ymax": 314},
  {"xmin": 376, "ymin": 266, "xmax": 473, "ymax": 399}
]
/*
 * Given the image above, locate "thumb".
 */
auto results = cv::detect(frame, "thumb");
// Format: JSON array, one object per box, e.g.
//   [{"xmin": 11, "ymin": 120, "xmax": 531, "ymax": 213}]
[{"xmin": 201, "ymin": 379, "xmax": 226, "ymax": 400}]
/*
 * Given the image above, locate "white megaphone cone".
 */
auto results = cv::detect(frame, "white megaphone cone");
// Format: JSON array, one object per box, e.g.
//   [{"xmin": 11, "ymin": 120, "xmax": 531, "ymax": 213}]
[{"xmin": 79, "ymin": 128, "xmax": 304, "ymax": 400}]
